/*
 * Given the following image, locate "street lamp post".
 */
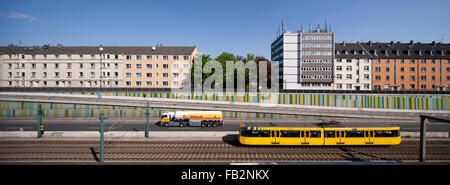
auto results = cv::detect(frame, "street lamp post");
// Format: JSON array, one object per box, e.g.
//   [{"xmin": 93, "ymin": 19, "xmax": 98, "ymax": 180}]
[
  {"xmin": 145, "ymin": 99, "xmax": 150, "ymax": 138},
  {"xmin": 99, "ymin": 113, "xmax": 105, "ymax": 162}
]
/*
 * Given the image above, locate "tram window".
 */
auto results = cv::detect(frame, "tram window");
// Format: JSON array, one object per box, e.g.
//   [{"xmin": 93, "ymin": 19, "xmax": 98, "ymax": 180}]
[
  {"xmin": 259, "ymin": 130, "xmax": 270, "ymax": 137},
  {"xmin": 310, "ymin": 130, "xmax": 321, "ymax": 138},
  {"xmin": 281, "ymin": 130, "xmax": 300, "ymax": 137},
  {"xmin": 375, "ymin": 130, "xmax": 399, "ymax": 137},
  {"xmin": 300, "ymin": 131, "xmax": 304, "ymax": 137},
  {"xmin": 346, "ymin": 131, "xmax": 364, "ymax": 137},
  {"xmin": 325, "ymin": 131, "xmax": 335, "ymax": 137},
  {"xmin": 241, "ymin": 130, "xmax": 270, "ymax": 137}
]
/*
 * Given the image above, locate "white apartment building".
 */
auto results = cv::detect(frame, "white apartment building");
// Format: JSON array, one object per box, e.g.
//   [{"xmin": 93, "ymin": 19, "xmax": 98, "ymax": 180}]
[
  {"xmin": 0, "ymin": 45, "xmax": 124, "ymax": 87},
  {"xmin": 333, "ymin": 42, "xmax": 372, "ymax": 90},
  {"xmin": 271, "ymin": 23, "xmax": 335, "ymax": 90}
]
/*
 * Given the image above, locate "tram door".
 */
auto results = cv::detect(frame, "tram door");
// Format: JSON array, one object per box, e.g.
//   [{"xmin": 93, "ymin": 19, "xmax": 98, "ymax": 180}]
[
  {"xmin": 364, "ymin": 130, "xmax": 374, "ymax": 144},
  {"xmin": 271, "ymin": 129, "xmax": 280, "ymax": 144},
  {"xmin": 336, "ymin": 130, "xmax": 345, "ymax": 144},
  {"xmin": 300, "ymin": 129, "xmax": 310, "ymax": 144}
]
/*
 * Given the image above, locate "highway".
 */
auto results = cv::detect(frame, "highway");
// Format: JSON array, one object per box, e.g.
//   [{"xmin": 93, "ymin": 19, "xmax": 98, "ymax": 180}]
[{"xmin": 1, "ymin": 117, "xmax": 450, "ymax": 132}]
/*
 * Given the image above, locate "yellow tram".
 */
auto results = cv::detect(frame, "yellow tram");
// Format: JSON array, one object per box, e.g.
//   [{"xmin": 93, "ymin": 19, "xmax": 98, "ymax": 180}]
[{"xmin": 239, "ymin": 124, "xmax": 401, "ymax": 146}]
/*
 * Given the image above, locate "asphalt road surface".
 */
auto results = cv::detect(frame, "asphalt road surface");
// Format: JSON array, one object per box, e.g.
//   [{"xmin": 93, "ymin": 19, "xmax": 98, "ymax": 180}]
[{"xmin": 1, "ymin": 117, "xmax": 449, "ymax": 132}]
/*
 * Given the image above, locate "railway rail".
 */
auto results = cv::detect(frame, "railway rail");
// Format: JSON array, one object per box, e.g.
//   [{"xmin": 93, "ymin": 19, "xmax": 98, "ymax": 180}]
[{"xmin": 0, "ymin": 140, "xmax": 449, "ymax": 162}]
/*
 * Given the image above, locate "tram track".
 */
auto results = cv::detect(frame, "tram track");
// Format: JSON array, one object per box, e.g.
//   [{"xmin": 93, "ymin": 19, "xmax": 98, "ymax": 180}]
[{"xmin": 0, "ymin": 140, "xmax": 449, "ymax": 162}]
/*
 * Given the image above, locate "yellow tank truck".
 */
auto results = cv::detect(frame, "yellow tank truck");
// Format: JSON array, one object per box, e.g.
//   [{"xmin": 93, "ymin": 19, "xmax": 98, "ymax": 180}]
[{"xmin": 160, "ymin": 111, "xmax": 223, "ymax": 127}]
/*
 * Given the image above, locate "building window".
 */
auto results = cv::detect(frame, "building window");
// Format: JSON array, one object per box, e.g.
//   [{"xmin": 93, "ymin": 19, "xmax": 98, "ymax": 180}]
[
  {"xmin": 163, "ymin": 64, "xmax": 169, "ymax": 68},
  {"xmin": 136, "ymin": 64, "xmax": 142, "ymax": 68},
  {"xmin": 364, "ymin": 66, "xmax": 369, "ymax": 71},
  {"xmin": 410, "ymin": 67, "xmax": 415, "ymax": 72},
  {"xmin": 364, "ymin": 74, "xmax": 369, "ymax": 80},
  {"xmin": 400, "ymin": 67, "xmax": 404, "ymax": 72},
  {"xmin": 346, "ymin": 84, "xmax": 352, "ymax": 89},
  {"xmin": 336, "ymin": 74, "xmax": 342, "ymax": 79},
  {"xmin": 126, "ymin": 55, "xmax": 131, "ymax": 60},
  {"xmin": 163, "ymin": 81, "xmax": 168, "ymax": 86},
  {"xmin": 136, "ymin": 55, "xmax": 142, "ymax": 60},
  {"xmin": 146, "ymin": 81, "xmax": 152, "ymax": 86},
  {"xmin": 126, "ymin": 64, "xmax": 131, "ymax": 68},
  {"xmin": 346, "ymin": 74, "xmax": 352, "ymax": 79},
  {"xmin": 386, "ymin": 67, "xmax": 390, "ymax": 72},
  {"xmin": 183, "ymin": 64, "xmax": 189, "ymax": 69},
  {"xmin": 336, "ymin": 66, "xmax": 342, "ymax": 71},
  {"xmin": 173, "ymin": 56, "xmax": 179, "ymax": 60},
  {"xmin": 163, "ymin": 73, "xmax": 168, "ymax": 78},
  {"xmin": 147, "ymin": 56, "xmax": 152, "ymax": 60},
  {"xmin": 126, "ymin": 73, "xmax": 131, "ymax": 77},
  {"xmin": 136, "ymin": 81, "xmax": 142, "ymax": 86},
  {"xmin": 375, "ymin": 75, "xmax": 381, "ymax": 80},
  {"xmin": 163, "ymin": 56, "xmax": 168, "ymax": 60},
  {"xmin": 346, "ymin": 66, "xmax": 352, "ymax": 71},
  {"xmin": 146, "ymin": 64, "xmax": 152, "ymax": 69},
  {"xmin": 421, "ymin": 67, "xmax": 426, "ymax": 72},
  {"xmin": 386, "ymin": 75, "xmax": 390, "ymax": 80},
  {"xmin": 126, "ymin": 81, "xmax": 131, "ymax": 86},
  {"xmin": 400, "ymin": 75, "xmax": 404, "ymax": 80},
  {"xmin": 364, "ymin": 84, "xmax": 370, "ymax": 89},
  {"xmin": 375, "ymin": 67, "xmax": 381, "ymax": 72},
  {"xmin": 183, "ymin": 56, "xmax": 189, "ymax": 60},
  {"xmin": 136, "ymin": 73, "xmax": 142, "ymax": 78}
]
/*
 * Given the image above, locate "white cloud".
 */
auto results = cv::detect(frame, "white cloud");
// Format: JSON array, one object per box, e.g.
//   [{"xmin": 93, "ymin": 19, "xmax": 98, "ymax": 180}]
[{"xmin": 1, "ymin": 11, "xmax": 38, "ymax": 22}]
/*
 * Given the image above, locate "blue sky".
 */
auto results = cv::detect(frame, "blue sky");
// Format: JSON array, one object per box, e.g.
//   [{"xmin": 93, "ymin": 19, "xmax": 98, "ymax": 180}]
[{"xmin": 0, "ymin": 0, "xmax": 449, "ymax": 58}]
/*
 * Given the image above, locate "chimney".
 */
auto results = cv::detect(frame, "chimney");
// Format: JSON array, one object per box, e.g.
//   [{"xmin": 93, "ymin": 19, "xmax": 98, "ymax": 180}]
[
  {"xmin": 342, "ymin": 41, "xmax": 346, "ymax": 46},
  {"xmin": 368, "ymin": 41, "xmax": 372, "ymax": 46},
  {"xmin": 410, "ymin": 40, "xmax": 414, "ymax": 46},
  {"xmin": 390, "ymin": 41, "xmax": 394, "ymax": 46},
  {"xmin": 432, "ymin": 41, "xmax": 436, "ymax": 47},
  {"xmin": 57, "ymin": 43, "xmax": 63, "ymax": 48}
]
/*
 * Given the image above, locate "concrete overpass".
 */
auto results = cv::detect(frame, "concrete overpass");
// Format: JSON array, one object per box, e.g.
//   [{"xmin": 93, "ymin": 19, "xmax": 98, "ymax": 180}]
[{"xmin": 0, "ymin": 92, "xmax": 448, "ymax": 120}]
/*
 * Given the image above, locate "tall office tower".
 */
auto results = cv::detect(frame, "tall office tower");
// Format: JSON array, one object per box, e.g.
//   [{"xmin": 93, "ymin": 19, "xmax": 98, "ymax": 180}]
[{"xmin": 271, "ymin": 22, "xmax": 335, "ymax": 90}]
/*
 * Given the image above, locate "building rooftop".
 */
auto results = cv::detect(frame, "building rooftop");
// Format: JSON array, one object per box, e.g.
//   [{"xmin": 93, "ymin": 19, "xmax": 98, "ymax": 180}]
[
  {"xmin": 335, "ymin": 41, "xmax": 450, "ymax": 59},
  {"xmin": 0, "ymin": 45, "xmax": 197, "ymax": 55}
]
